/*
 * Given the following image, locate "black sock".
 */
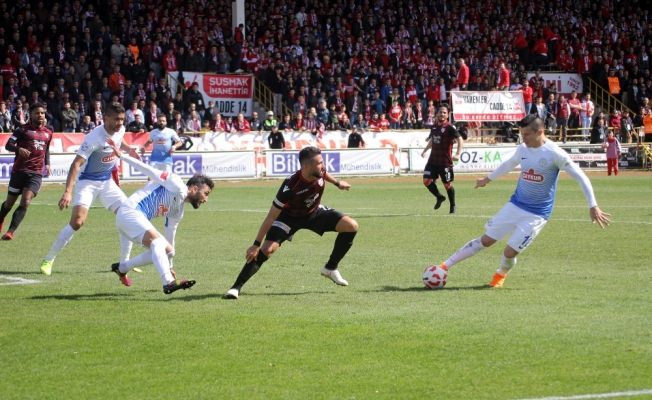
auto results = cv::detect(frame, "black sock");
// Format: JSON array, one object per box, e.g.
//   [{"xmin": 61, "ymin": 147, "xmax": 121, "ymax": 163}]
[
  {"xmin": 231, "ymin": 252, "xmax": 269, "ymax": 291},
  {"xmin": 0, "ymin": 202, "xmax": 11, "ymax": 221},
  {"xmin": 446, "ymin": 186, "xmax": 456, "ymax": 207},
  {"xmin": 8, "ymin": 206, "xmax": 27, "ymax": 233},
  {"xmin": 426, "ymin": 182, "xmax": 442, "ymax": 198},
  {"xmin": 325, "ymin": 232, "xmax": 357, "ymax": 270}
]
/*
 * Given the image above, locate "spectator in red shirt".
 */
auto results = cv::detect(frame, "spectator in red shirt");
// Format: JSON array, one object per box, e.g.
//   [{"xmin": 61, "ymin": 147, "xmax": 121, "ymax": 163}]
[
  {"xmin": 496, "ymin": 62, "xmax": 510, "ymax": 91},
  {"xmin": 163, "ymin": 49, "xmax": 178, "ymax": 72},
  {"xmin": 522, "ymin": 80, "xmax": 534, "ymax": 115},
  {"xmin": 388, "ymin": 101, "xmax": 402, "ymax": 130},
  {"xmin": 234, "ymin": 113, "xmax": 251, "ymax": 133},
  {"xmin": 531, "ymin": 35, "xmax": 549, "ymax": 67},
  {"xmin": 567, "ymin": 90, "xmax": 583, "ymax": 134},
  {"xmin": 457, "ymin": 58, "xmax": 470, "ymax": 90},
  {"xmin": 0, "ymin": 57, "xmax": 17, "ymax": 88}
]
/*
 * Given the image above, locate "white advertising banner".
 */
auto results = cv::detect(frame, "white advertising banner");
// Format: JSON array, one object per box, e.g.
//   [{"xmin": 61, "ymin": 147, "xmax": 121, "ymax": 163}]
[
  {"xmin": 265, "ymin": 149, "xmax": 394, "ymax": 177},
  {"xmin": 451, "ymin": 91, "xmax": 526, "ymax": 122},
  {"xmin": 122, "ymin": 152, "xmax": 257, "ymax": 180},
  {"xmin": 408, "ymin": 146, "xmax": 519, "ymax": 173},
  {"xmin": 526, "ymin": 72, "xmax": 583, "ymax": 96},
  {"xmin": 0, "ymin": 153, "xmax": 76, "ymax": 183},
  {"xmin": 167, "ymin": 72, "xmax": 253, "ymax": 117}
]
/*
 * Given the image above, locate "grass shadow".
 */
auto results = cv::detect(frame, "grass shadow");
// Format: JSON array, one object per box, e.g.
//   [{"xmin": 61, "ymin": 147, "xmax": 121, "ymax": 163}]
[
  {"xmin": 244, "ymin": 291, "xmax": 333, "ymax": 297},
  {"xmin": 364, "ymin": 285, "xmax": 494, "ymax": 293},
  {"xmin": 0, "ymin": 270, "xmax": 46, "ymax": 275},
  {"xmin": 29, "ymin": 293, "xmax": 135, "ymax": 301}
]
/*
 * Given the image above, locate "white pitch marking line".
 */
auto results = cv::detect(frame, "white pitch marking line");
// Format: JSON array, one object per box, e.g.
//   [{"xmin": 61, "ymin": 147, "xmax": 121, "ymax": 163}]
[
  {"xmin": 515, "ymin": 388, "xmax": 652, "ymax": 400},
  {"xmin": 0, "ymin": 276, "xmax": 42, "ymax": 286}
]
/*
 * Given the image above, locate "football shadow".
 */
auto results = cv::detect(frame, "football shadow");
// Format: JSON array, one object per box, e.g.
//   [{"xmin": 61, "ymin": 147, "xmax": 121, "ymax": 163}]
[{"xmin": 366, "ymin": 285, "xmax": 491, "ymax": 292}]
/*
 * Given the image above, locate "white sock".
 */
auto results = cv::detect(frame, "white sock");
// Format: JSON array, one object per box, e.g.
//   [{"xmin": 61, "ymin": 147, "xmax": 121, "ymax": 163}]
[
  {"xmin": 151, "ymin": 237, "xmax": 174, "ymax": 285},
  {"xmin": 120, "ymin": 251, "xmax": 153, "ymax": 273},
  {"xmin": 119, "ymin": 234, "xmax": 133, "ymax": 263},
  {"xmin": 445, "ymin": 237, "xmax": 487, "ymax": 269},
  {"xmin": 45, "ymin": 224, "xmax": 77, "ymax": 261},
  {"xmin": 498, "ymin": 255, "xmax": 517, "ymax": 276}
]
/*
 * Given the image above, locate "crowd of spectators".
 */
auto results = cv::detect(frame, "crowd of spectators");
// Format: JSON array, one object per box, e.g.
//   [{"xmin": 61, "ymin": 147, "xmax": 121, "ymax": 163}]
[{"xmin": 2, "ymin": 0, "xmax": 652, "ymax": 139}]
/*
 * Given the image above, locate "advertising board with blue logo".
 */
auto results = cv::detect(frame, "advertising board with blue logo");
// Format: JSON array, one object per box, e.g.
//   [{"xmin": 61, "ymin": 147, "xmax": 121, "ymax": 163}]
[
  {"xmin": 265, "ymin": 149, "xmax": 394, "ymax": 177},
  {"xmin": 122, "ymin": 151, "xmax": 256, "ymax": 179}
]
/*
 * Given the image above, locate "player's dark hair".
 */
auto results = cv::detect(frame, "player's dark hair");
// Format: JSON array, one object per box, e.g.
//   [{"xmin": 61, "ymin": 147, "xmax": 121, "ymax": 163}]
[
  {"xmin": 437, "ymin": 105, "xmax": 449, "ymax": 113},
  {"xmin": 156, "ymin": 113, "xmax": 166, "ymax": 120},
  {"xmin": 105, "ymin": 102, "xmax": 126, "ymax": 116},
  {"xmin": 299, "ymin": 146, "xmax": 322, "ymax": 165},
  {"xmin": 186, "ymin": 174, "xmax": 214, "ymax": 190},
  {"xmin": 517, "ymin": 113, "xmax": 544, "ymax": 132},
  {"xmin": 29, "ymin": 102, "xmax": 44, "ymax": 113}
]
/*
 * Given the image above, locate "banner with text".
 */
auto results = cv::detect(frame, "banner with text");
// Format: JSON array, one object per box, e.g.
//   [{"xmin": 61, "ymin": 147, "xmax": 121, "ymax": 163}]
[
  {"xmin": 122, "ymin": 152, "xmax": 257, "ymax": 179},
  {"xmin": 526, "ymin": 73, "xmax": 583, "ymax": 97},
  {"xmin": 1, "ymin": 154, "xmax": 75, "ymax": 182},
  {"xmin": 451, "ymin": 91, "xmax": 526, "ymax": 122},
  {"xmin": 265, "ymin": 149, "xmax": 394, "ymax": 177},
  {"xmin": 408, "ymin": 146, "xmax": 518, "ymax": 173},
  {"xmin": 167, "ymin": 72, "xmax": 253, "ymax": 117}
]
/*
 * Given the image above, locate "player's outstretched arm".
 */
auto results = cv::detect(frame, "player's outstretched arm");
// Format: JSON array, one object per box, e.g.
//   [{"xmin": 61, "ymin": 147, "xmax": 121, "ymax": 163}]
[
  {"xmin": 120, "ymin": 141, "xmax": 141, "ymax": 160},
  {"xmin": 562, "ymin": 159, "xmax": 611, "ymax": 228},
  {"xmin": 324, "ymin": 171, "xmax": 350, "ymax": 190},
  {"xmin": 421, "ymin": 137, "xmax": 432, "ymax": 157},
  {"xmin": 246, "ymin": 205, "xmax": 283, "ymax": 263}
]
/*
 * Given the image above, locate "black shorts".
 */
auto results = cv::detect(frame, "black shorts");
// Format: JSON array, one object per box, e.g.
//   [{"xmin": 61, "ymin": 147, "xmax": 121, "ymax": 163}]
[
  {"xmin": 423, "ymin": 163, "xmax": 454, "ymax": 184},
  {"xmin": 266, "ymin": 205, "xmax": 345, "ymax": 244},
  {"xmin": 8, "ymin": 171, "xmax": 42, "ymax": 197}
]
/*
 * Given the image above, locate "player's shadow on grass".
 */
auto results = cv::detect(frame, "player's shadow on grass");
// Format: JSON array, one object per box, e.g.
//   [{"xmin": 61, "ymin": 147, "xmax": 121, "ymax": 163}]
[
  {"xmin": 367, "ymin": 285, "xmax": 493, "ymax": 292},
  {"xmin": 30, "ymin": 293, "xmax": 135, "ymax": 301}
]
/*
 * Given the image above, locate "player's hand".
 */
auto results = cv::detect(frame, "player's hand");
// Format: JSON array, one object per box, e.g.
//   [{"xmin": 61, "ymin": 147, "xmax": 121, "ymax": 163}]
[
  {"xmin": 590, "ymin": 206, "xmax": 611, "ymax": 229},
  {"xmin": 45, "ymin": 165, "xmax": 51, "ymax": 176},
  {"xmin": 475, "ymin": 177, "xmax": 490, "ymax": 189},
  {"xmin": 169, "ymin": 147, "xmax": 176, "ymax": 154},
  {"xmin": 58, "ymin": 191, "xmax": 72, "ymax": 210},
  {"xmin": 105, "ymin": 138, "xmax": 121, "ymax": 157},
  {"xmin": 452, "ymin": 153, "xmax": 461, "ymax": 161},
  {"xmin": 337, "ymin": 181, "xmax": 351, "ymax": 191},
  {"xmin": 18, "ymin": 148, "xmax": 31, "ymax": 157},
  {"xmin": 421, "ymin": 151, "xmax": 427, "ymax": 158},
  {"xmin": 127, "ymin": 147, "xmax": 141, "ymax": 160},
  {"xmin": 245, "ymin": 245, "xmax": 260, "ymax": 263}
]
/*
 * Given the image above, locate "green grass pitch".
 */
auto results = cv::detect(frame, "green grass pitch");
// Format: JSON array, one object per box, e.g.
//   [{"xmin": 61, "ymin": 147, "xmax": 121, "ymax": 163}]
[{"xmin": 0, "ymin": 173, "xmax": 651, "ymax": 399}]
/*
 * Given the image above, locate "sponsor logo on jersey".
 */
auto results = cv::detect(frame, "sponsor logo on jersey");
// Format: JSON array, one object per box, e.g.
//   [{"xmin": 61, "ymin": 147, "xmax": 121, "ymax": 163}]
[
  {"xmin": 318, "ymin": 178, "xmax": 323, "ymax": 186},
  {"xmin": 283, "ymin": 185, "xmax": 290, "ymax": 192},
  {"xmin": 101, "ymin": 154, "xmax": 116, "ymax": 163},
  {"xmin": 304, "ymin": 193, "xmax": 320, "ymax": 208},
  {"xmin": 297, "ymin": 188, "xmax": 309, "ymax": 194},
  {"xmin": 539, "ymin": 158, "xmax": 548, "ymax": 167},
  {"xmin": 521, "ymin": 168, "xmax": 544, "ymax": 182},
  {"xmin": 156, "ymin": 204, "xmax": 170, "ymax": 217}
]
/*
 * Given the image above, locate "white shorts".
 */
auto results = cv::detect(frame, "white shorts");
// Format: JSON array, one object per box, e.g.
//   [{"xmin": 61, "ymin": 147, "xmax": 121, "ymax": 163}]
[
  {"xmin": 484, "ymin": 202, "xmax": 547, "ymax": 253},
  {"xmin": 116, "ymin": 206, "xmax": 155, "ymax": 244},
  {"xmin": 150, "ymin": 161, "xmax": 173, "ymax": 172},
  {"xmin": 73, "ymin": 179, "xmax": 127, "ymax": 212}
]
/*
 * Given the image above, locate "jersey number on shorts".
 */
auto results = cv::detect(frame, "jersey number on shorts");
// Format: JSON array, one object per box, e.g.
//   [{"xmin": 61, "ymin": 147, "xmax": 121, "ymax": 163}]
[{"xmin": 519, "ymin": 235, "xmax": 533, "ymax": 250}]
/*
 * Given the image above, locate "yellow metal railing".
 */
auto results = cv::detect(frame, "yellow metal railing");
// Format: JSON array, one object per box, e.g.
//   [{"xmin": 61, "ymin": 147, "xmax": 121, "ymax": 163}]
[
  {"xmin": 166, "ymin": 73, "xmax": 186, "ymax": 98},
  {"xmin": 639, "ymin": 142, "xmax": 652, "ymax": 170},
  {"xmin": 587, "ymin": 77, "xmax": 636, "ymax": 117},
  {"xmin": 253, "ymin": 77, "xmax": 294, "ymax": 119}
]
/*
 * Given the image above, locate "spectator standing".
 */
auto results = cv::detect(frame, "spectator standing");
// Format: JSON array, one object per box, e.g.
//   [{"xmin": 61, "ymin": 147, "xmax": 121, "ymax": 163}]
[
  {"xmin": 567, "ymin": 91, "xmax": 583, "ymax": 138},
  {"xmin": 522, "ymin": 80, "xmax": 534, "ymax": 115},
  {"xmin": 556, "ymin": 95, "xmax": 570, "ymax": 143},
  {"xmin": 61, "ymin": 101, "xmax": 78, "ymax": 132},
  {"xmin": 267, "ymin": 125, "xmax": 285, "ymax": 149},
  {"xmin": 620, "ymin": 110, "xmax": 634, "ymax": 144},
  {"xmin": 602, "ymin": 131, "xmax": 622, "ymax": 176},
  {"xmin": 580, "ymin": 94, "xmax": 594, "ymax": 141}
]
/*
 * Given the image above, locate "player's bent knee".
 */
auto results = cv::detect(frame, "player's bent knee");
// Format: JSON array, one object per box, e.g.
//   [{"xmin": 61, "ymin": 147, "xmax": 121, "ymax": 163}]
[
  {"xmin": 480, "ymin": 234, "xmax": 497, "ymax": 247},
  {"xmin": 423, "ymin": 178, "xmax": 432, "ymax": 186},
  {"xmin": 444, "ymin": 183, "xmax": 451, "ymax": 190},
  {"xmin": 504, "ymin": 246, "xmax": 519, "ymax": 258},
  {"xmin": 261, "ymin": 242, "xmax": 279, "ymax": 257}
]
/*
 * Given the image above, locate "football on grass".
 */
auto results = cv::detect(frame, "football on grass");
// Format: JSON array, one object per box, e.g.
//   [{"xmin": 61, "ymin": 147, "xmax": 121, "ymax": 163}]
[{"xmin": 422, "ymin": 265, "xmax": 447, "ymax": 289}]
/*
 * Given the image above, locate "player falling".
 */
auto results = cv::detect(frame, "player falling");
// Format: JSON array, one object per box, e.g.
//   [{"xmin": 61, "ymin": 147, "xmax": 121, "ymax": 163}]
[
  {"xmin": 40, "ymin": 102, "xmax": 141, "ymax": 275},
  {"xmin": 0, "ymin": 103, "xmax": 52, "ymax": 240},
  {"xmin": 104, "ymin": 138, "xmax": 213, "ymax": 294},
  {"xmin": 437, "ymin": 114, "xmax": 610, "ymax": 287},
  {"xmin": 421, "ymin": 106, "xmax": 464, "ymax": 213}
]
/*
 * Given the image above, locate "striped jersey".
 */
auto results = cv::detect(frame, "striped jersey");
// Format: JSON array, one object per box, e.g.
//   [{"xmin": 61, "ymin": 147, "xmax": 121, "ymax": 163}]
[
  {"xmin": 272, "ymin": 169, "xmax": 326, "ymax": 218},
  {"xmin": 123, "ymin": 171, "xmax": 187, "ymax": 220},
  {"xmin": 149, "ymin": 127, "xmax": 180, "ymax": 164},
  {"xmin": 77, "ymin": 125, "xmax": 125, "ymax": 181}
]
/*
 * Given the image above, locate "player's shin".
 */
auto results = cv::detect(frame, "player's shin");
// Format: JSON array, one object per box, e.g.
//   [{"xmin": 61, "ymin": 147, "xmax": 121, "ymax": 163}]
[
  {"xmin": 325, "ymin": 232, "xmax": 357, "ymax": 270},
  {"xmin": 0, "ymin": 201, "xmax": 12, "ymax": 222},
  {"xmin": 426, "ymin": 182, "xmax": 442, "ymax": 198},
  {"xmin": 151, "ymin": 237, "xmax": 174, "ymax": 285},
  {"xmin": 231, "ymin": 252, "xmax": 269, "ymax": 291},
  {"xmin": 45, "ymin": 224, "xmax": 77, "ymax": 261},
  {"xmin": 120, "ymin": 250, "xmax": 153, "ymax": 273},
  {"xmin": 119, "ymin": 234, "xmax": 133, "ymax": 263},
  {"xmin": 445, "ymin": 185, "xmax": 455, "ymax": 207},
  {"xmin": 498, "ymin": 255, "xmax": 517, "ymax": 276},
  {"xmin": 444, "ymin": 237, "xmax": 487, "ymax": 269},
  {"xmin": 7, "ymin": 206, "xmax": 27, "ymax": 233}
]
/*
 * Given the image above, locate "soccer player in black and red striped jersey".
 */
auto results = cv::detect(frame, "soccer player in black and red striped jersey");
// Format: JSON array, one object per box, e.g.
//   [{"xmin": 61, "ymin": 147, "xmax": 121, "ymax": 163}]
[
  {"xmin": 420, "ymin": 105, "xmax": 464, "ymax": 213},
  {"xmin": 0, "ymin": 103, "xmax": 53, "ymax": 240},
  {"xmin": 224, "ymin": 146, "xmax": 359, "ymax": 299}
]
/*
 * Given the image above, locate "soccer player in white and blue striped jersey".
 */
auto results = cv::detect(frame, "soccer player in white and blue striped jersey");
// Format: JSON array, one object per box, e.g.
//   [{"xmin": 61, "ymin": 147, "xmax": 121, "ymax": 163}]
[
  {"xmin": 105, "ymin": 138, "xmax": 214, "ymax": 294},
  {"xmin": 139, "ymin": 114, "xmax": 182, "ymax": 172},
  {"xmin": 40, "ymin": 102, "xmax": 141, "ymax": 275},
  {"xmin": 438, "ymin": 114, "xmax": 611, "ymax": 288}
]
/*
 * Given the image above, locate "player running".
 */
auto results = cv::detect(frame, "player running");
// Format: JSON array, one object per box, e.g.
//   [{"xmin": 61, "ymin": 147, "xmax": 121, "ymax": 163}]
[
  {"xmin": 436, "ymin": 114, "xmax": 611, "ymax": 287},
  {"xmin": 104, "ymin": 138, "xmax": 213, "ymax": 294},
  {"xmin": 421, "ymin": 105, "xmax": 464, "ymax": 213},
  {"xmin": 223, "ymin": 146, "xmax": 358, "ymax": 300},
  {"xmin": 139, "ymin": 114, "xmax": 182, "ymax": 172},
  {"xmin": 0, "ymin": 103, "xmax": 52, "ymax": 240},
  {"xmin": 40, "ymin": 102, "xmax": 141, "ymax": 275}
]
